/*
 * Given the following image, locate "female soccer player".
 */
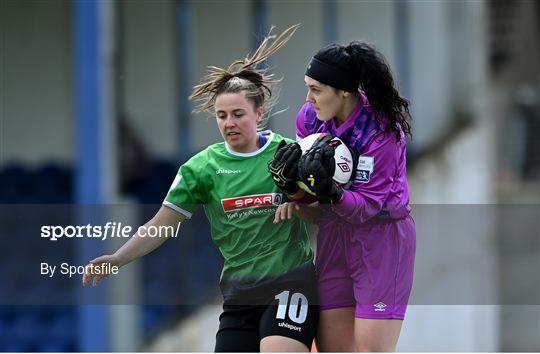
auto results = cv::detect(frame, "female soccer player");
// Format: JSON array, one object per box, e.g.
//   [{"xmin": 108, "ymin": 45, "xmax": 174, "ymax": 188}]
[
  {"xmin": 270, "ymin": 41, "xmax": 416, "ymax": 352},
  {"xmin": 83, "ymin": 26, "xmax": 318, "ymax": 352}
]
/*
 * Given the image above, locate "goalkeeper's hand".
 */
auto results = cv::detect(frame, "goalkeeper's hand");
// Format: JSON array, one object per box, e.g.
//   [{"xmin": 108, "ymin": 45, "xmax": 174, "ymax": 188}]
[
  {"xmin": 268, "ymin": 140, "xmax": 302, "ymax": 195},
  {"xmin": 298, "ymin": 142, "xmax": 343, "ymax": 204}
]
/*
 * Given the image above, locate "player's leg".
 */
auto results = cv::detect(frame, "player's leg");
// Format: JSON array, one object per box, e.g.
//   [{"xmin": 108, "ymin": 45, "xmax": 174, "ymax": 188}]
[
  {"xmin": 259, "ymin": 275, "xmax": 319, "ymax": 353},
  {"xmin": 260, "ymin": 335, "xmax": 309, "ymax": 352},
  {"xmin": 315, "ymin": 225, "xmax": 356, "ymax": 351},
  {"xmin": 354, "ymin": 318, "xmax": 402, "ymax": 352},
  {"xmin": 316, "ymin": 307, "xmax": 356, "ymax": 352},
  {"xmin": 215, "ymin": 327, "xmax": 260, "ymax": 352},
  {"xmin": 214, "ymin": 304, "xmax": 261, "ymax": 352},
  {"xmin": 349, "ymin": 216, "xmax": 416, "ymax": 352}
]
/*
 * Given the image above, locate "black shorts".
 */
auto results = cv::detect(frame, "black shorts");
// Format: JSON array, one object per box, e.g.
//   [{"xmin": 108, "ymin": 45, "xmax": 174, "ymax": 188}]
[{"xmin": 214, "ymin": 280, "xmax": 319, "ymax": 352}]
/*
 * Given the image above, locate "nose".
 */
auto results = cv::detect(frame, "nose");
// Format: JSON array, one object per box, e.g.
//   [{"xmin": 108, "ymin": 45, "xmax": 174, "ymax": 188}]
[
  {"xmin": 306, "ymin": 90, "xmax": 314, "ymax": 103},
  {"xmin": 224, "ymin": 115, "xmax": 236, "ymax": 127}
]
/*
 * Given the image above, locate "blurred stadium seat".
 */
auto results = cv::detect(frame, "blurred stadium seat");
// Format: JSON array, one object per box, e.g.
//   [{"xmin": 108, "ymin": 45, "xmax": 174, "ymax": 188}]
[
  {"xmin": 0, "ymin": 160, "xmax": 221, "ymax": 351},
  {"xmin": 0, "ymin": 164, "xmax": 32, "ymax": 203}
]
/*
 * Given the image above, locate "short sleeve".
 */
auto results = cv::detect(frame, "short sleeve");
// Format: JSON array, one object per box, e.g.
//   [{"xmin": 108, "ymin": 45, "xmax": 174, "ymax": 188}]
[{"xmin": 163, "ymin": 156, "xmax": 207, "ymax": 218}]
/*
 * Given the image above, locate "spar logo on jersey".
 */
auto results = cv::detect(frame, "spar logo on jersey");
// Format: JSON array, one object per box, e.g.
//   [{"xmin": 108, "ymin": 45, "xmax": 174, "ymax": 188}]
[{"xmin": 221, "ymin": 193, "xmax": 282, "ymax": 212}]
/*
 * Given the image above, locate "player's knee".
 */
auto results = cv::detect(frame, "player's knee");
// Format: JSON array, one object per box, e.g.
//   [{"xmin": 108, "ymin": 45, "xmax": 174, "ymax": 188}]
[
  {"xmin": 316, "ymin": 338, "xmax": 355, "ymax": 352},
  {"xmin": 355, "ymin": 336, "xmax": 396, "ymax": 352}
]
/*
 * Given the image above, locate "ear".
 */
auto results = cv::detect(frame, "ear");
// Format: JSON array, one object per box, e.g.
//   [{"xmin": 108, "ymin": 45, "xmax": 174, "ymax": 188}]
[
  {"xmin": 256, "ymin": 106, "xmax": 264, "ymax": 122},
  {"xmin": 342, "ymin": 91, "xmax": 349, "ymax": 98}
]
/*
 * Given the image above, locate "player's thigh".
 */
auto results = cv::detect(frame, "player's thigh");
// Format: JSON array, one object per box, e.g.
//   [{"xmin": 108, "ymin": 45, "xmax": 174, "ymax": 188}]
[
  {"xmin": 350, "ymin": 218, "xmax": 415, "ymax": 320},
  {"xmin": 215, "ymin": 327, "xmax": 260, "ymax": 352},
  {"xmin": 316, "ymin": 307, "xmax": 356, "ymax": 352},
  {"xmin": 214, "ymin": 305, "xmax": 261, "ymax": 352},
  {"xmin": 354, "ymin": 318, "xmax": 403, "ymax": 352},
  {"xmin": 258, "ymin": 286, "xmax": 318, "ymax": 352},
  {"xmin": 260, "ymin": 335, "xmax": 309, "ymax": 352}
]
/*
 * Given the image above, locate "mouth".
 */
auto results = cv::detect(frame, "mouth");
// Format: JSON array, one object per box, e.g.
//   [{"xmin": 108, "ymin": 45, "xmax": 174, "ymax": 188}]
[{"xmin": 226, "ymin": 132, "xmax": 241, "ymax": 140}]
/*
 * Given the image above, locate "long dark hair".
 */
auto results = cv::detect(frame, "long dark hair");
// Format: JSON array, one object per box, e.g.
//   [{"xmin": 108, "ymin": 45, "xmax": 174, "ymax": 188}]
[{"xmin": 314, "ymin": 41, "xmax": 412, "ymax": 140}]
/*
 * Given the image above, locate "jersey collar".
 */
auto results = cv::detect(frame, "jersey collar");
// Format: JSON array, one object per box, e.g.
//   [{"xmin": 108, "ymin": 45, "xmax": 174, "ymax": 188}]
[{"xmin": 225, "ymin": 130, "xmax": 275, "ymax": 157}]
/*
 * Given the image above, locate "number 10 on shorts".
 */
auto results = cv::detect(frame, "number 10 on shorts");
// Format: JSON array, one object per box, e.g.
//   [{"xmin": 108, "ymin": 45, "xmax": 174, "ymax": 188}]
[{"xmin": 274, "ymin": 290, "xmax": 308, "ymax": 324}]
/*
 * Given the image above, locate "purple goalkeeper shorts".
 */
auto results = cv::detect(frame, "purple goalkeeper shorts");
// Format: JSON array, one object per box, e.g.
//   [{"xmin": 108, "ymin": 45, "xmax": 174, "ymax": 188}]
[{"xmin": 316, "ymin": 214, "xmax": 416, "ymax": 320}]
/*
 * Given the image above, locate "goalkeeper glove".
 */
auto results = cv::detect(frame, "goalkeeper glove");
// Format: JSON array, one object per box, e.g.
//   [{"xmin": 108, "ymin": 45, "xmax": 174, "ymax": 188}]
[
  {"xmin": 298, "ymin": 142, "xmax": 343, "ymax": 204},
  {"xmin": 268, "ymin": 140, "xmax": 301, "ymax": 195}
]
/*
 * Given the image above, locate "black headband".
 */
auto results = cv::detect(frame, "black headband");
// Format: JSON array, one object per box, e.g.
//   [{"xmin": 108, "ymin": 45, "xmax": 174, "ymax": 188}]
[{"xmin": 305, "ymin": 57, "xmax": 360, "ymax": 92}]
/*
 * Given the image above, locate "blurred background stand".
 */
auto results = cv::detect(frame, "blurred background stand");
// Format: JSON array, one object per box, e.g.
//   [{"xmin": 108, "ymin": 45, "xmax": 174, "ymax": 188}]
[{"xmin": 0, "ymin": 0, "xmax": 538, "ymax": 351}]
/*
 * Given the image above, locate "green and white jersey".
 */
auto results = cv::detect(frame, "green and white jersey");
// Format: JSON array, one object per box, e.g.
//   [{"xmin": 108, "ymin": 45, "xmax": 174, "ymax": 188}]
[{"xmin": 164, "ymin": 130, "xmax": 314, "ymax": 298}]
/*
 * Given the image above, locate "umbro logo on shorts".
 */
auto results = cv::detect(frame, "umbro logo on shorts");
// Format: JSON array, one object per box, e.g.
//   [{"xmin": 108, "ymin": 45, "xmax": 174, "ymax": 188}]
[{"xmin": 374, "ymin": 302, "xmax": 387, "ymax": 312}]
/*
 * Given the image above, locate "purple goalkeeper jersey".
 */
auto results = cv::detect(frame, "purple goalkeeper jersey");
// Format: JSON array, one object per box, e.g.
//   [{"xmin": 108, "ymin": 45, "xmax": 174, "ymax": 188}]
[
  {"xmin": 296, "ymin": 92, "xmax": 415, "ymax": 319},
  {"xmin": 296, "ymin": 92, "xmax": 411, "ymax": 222}
]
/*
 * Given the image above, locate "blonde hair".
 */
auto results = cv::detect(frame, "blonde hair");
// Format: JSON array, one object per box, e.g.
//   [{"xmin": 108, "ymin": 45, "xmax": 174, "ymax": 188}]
[{"xmin": 189, "ymin": 24, "xmax": 299, "ymax": 130}]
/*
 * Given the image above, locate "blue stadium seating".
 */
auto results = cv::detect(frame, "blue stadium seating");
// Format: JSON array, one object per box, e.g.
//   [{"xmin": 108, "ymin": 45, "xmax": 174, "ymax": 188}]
[{"xmin": 0, "ymin": 160, "xmax": 221, "ymax": 351}]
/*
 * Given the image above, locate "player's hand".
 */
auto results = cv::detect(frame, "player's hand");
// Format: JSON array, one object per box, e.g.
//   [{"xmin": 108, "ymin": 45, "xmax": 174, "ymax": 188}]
[
  {"xmin": 273, "ymin": 202, "xmax": 300, "ymax": 223},
  {"xmin": 268, "ymin": 140, "xmax": 301, "ymax": 195},
  {"xmin": 298, "ymin": 143, "xmax": 343, "ymax": 204},
  {"xmin": 82, "ymin": 254, "xmax": 121, "ymax": 287}
]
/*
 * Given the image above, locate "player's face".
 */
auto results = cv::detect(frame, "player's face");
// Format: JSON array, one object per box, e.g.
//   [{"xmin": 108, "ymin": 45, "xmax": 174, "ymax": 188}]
[
  {"xmin": 215, "ymin": 92, "xmax": 263, "ymax": 153},
  {"xmin": 304, "ymin": 75, "xmax": 345, "ymax": 121}
]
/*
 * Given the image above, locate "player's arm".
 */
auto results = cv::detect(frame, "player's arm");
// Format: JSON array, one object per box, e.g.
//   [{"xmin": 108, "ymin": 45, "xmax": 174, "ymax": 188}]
[
  {"xmin": 82, "ymin": 205, "xmax": 185, "ymax": 287},
  {"xmin": 108, "ymin": 205, "xmax": 185, "ymax": 266},
  {"xmin": 273, "ymin": 201, "xmax": 321, "ymax": 224},
  {"xmin": 297, "ymin": 132, "xmax": 401, "ymax": 224},
  {"xmin": 329, "ymin": 135, "xmax": 401, "ymax": 224}
]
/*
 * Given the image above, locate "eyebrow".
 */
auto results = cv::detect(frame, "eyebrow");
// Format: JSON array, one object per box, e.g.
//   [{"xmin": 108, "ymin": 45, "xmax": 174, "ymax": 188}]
[{"xmin": 216, "ymin": 108, "xmax": 246, "ymax": 114}]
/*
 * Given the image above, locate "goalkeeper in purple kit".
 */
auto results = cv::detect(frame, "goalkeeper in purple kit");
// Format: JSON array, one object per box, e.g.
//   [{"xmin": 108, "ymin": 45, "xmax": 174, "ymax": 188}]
[{"xmin": 269, "ymin": 41, "xmax": 416, "ymax": 351}]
